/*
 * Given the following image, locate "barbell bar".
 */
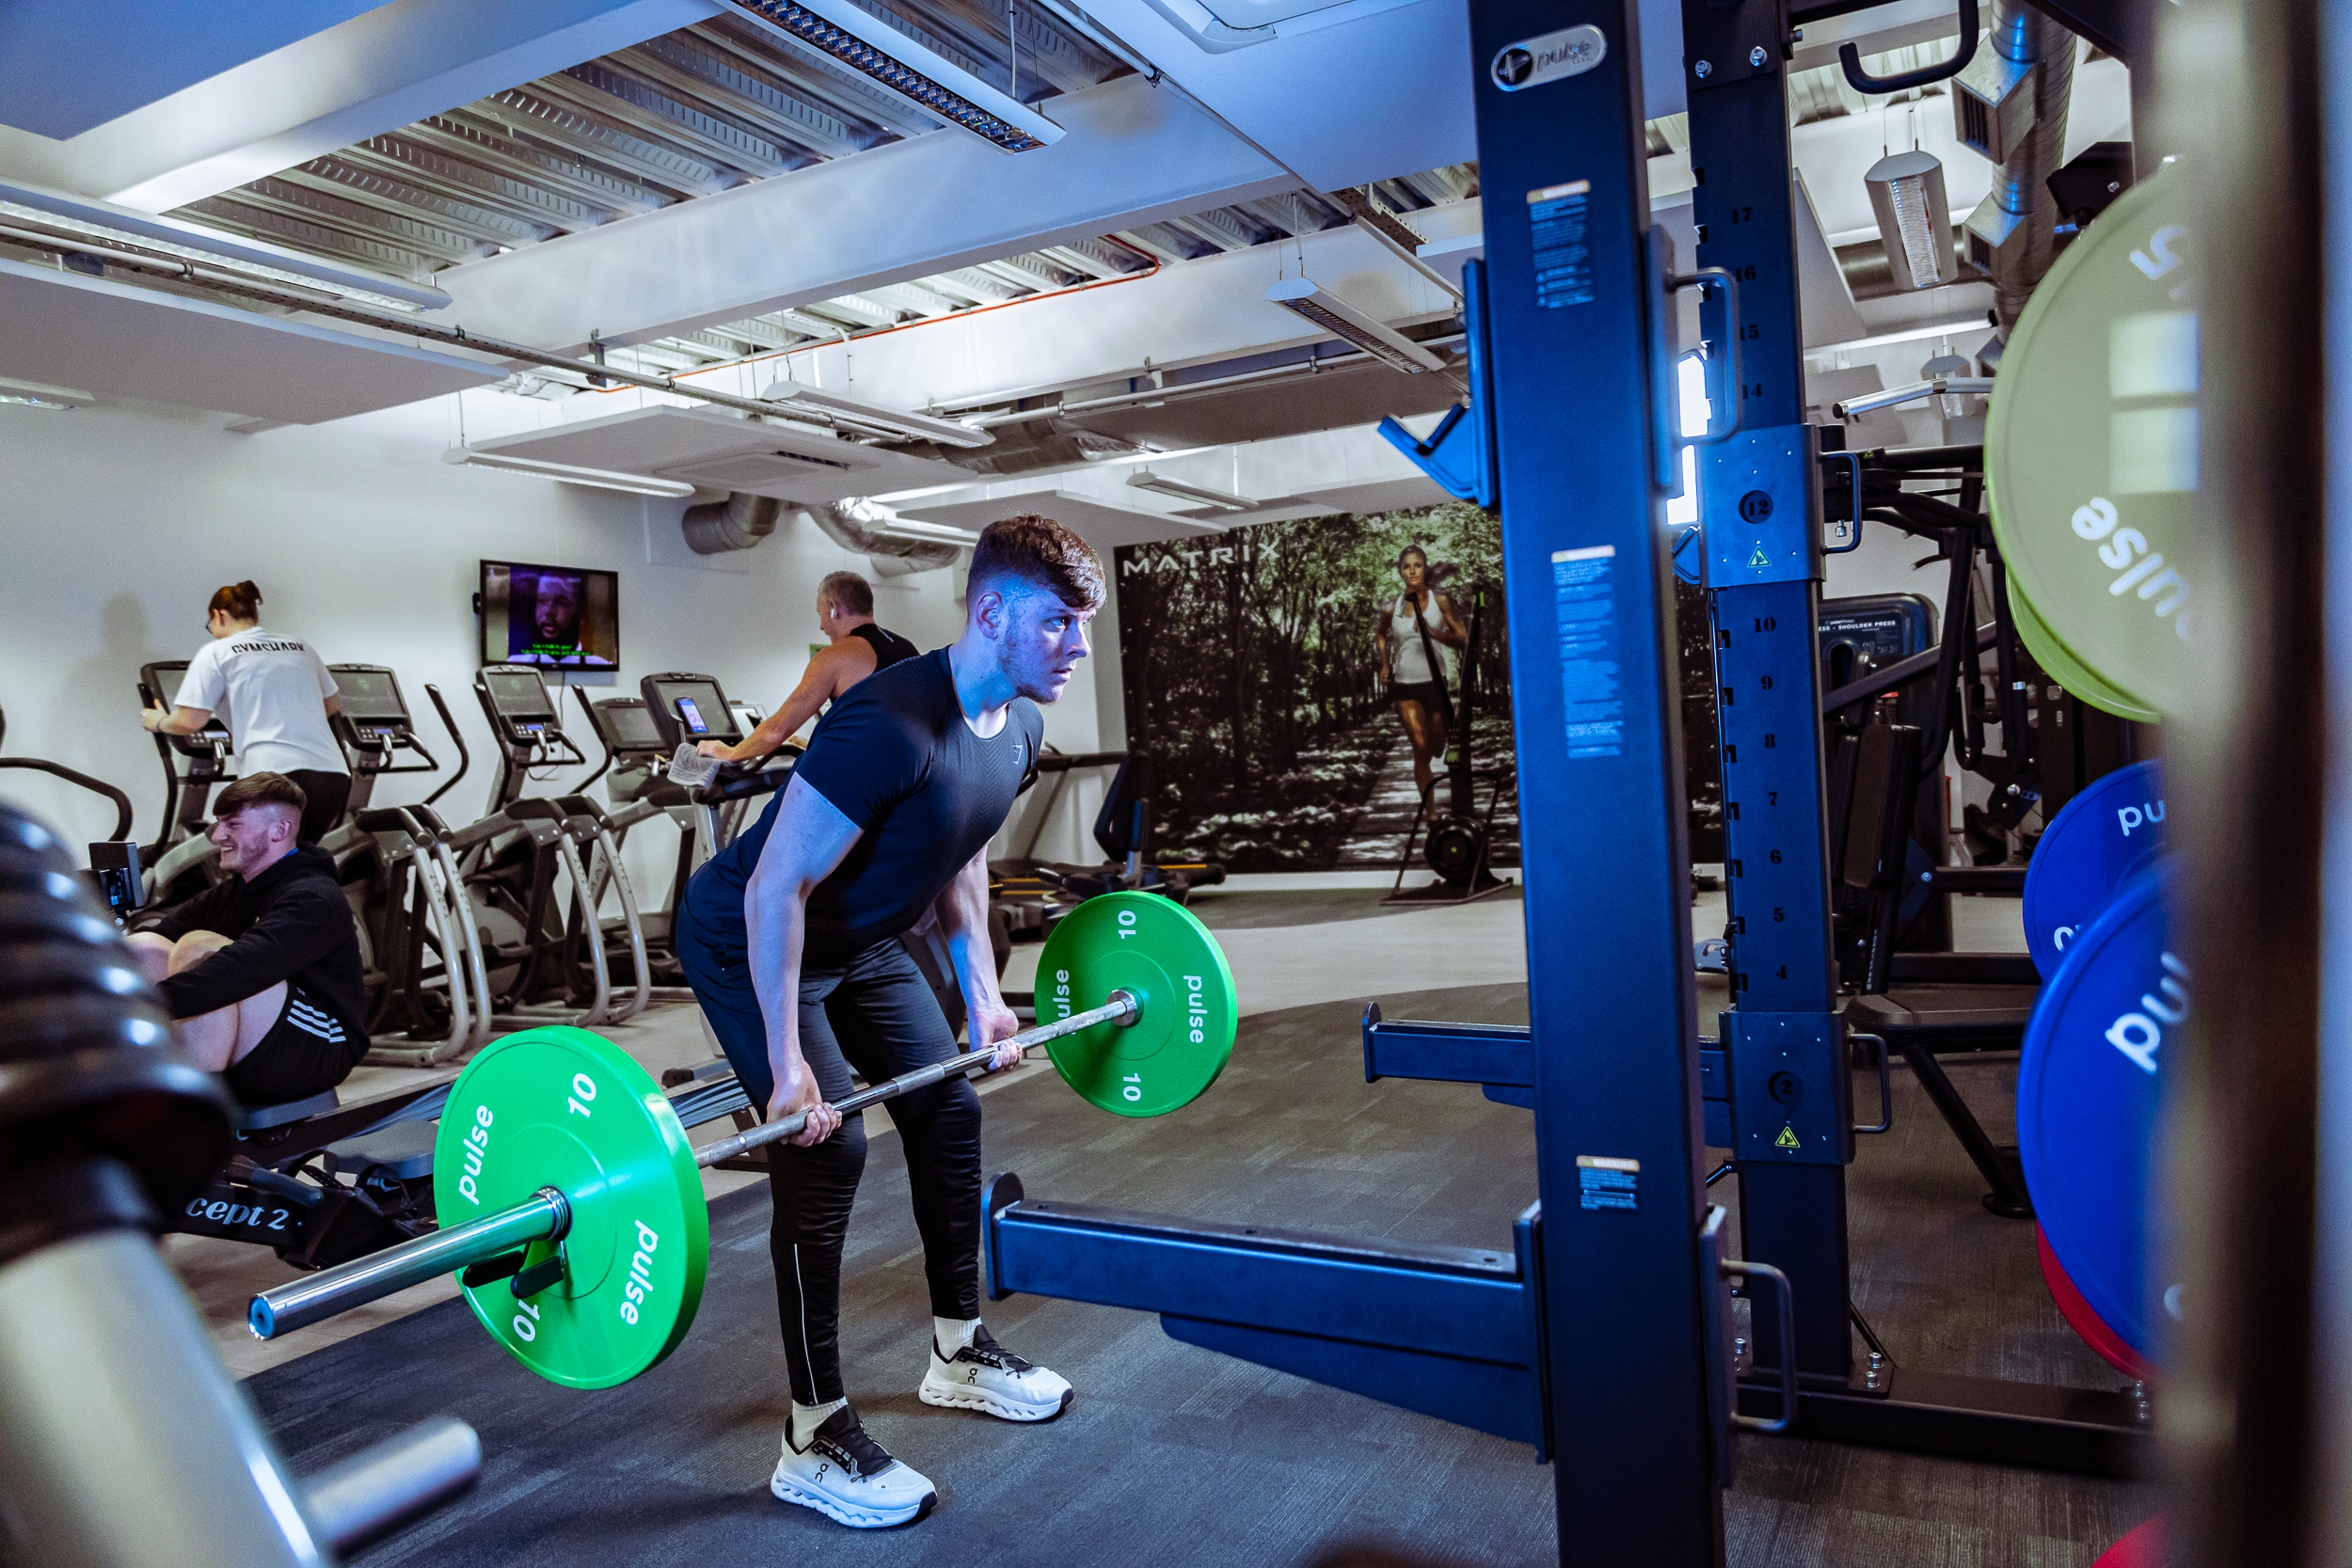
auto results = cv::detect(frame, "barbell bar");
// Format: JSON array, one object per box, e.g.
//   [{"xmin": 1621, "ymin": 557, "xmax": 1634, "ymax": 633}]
[
  {"xmin": 251, "ymin": 991, "xmax": 1139, "ymax": 1341},
  {"xmin": 248, "ymin": 892, "xmax": 1239, "ymax": 1388}
]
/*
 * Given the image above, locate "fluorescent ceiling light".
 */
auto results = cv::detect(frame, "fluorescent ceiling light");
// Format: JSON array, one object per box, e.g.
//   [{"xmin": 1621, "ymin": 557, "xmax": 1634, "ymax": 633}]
[
  {"xmin": 440, "ymin": 447, "xmax": 696, "ymax": 498},
  {"xmin": 1862, "ymin": 150, "xmax": 1958, "ymax": 292},
  {"xmin": 1125, "ymin": 469, "xmax": 1255, "ymax": 512},
  {"xmin": 0, "ymin": 392, "xmax": 76, "ymax": 410},
  {"xmin": 758, "ymin": 379, "xmax": 995, "ymax": 449},
  {"xmin": 0, "ymin": 178, "xmax": 450, "ymax": 311},
  {"xmin": 724, "ymin": 0, "xmax": 1065, "ymax": 152},
  {"xmin": 1263, "ymin": 277, "xmax": 1447, "ymax": 374}
]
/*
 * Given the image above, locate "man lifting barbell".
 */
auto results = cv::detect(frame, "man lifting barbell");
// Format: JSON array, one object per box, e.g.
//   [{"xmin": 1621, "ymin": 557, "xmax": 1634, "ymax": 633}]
[{"xmin": 675, "ymin": 515, "xmax": 1101, "ymax": 1528}]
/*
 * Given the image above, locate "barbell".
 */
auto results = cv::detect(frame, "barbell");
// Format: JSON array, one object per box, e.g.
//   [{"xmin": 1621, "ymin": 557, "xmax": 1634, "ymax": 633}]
[{"xmin": 248, "ymin": 892, "xmax": 1239, "ymax": 1388}]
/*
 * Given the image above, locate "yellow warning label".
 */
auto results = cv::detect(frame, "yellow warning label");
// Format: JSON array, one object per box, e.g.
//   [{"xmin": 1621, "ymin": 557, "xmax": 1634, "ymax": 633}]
[
  {"xmin": 1748, "ymin": 546, "xmax": 1772, "ymax": 568},
  {"xmin": 1773, "ymin": 1124, "xmax": 1802, "ymax": 1150}
]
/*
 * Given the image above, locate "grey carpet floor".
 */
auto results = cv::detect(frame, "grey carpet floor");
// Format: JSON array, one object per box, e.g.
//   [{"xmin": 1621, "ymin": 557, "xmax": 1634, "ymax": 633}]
[{"xmin": 250, "ymin": 981, "xmax": 2155, "ymax": 1566}]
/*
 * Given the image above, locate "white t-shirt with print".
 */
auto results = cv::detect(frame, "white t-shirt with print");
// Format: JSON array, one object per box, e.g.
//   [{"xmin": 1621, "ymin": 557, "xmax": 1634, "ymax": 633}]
[{"xmin": 174, "ymin": 626, "xmax": 348, "ymax": 776}]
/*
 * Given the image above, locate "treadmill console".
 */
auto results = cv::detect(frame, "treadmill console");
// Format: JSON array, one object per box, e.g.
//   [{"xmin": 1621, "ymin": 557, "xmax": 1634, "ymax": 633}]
[
  {"xmin": 589, "ymin": 698, "xmax": 667, "ymax": 762},
  {"xmin": 86, "ymin": 840, "xmax": 144, "ymax": 928},
  {"xmin": 478, "ymin": 664, "xmax": 561, "ymax": 743},
  {"xmin": 330, "ymin": 664, "xmax": 416, "ymax": 747},
  {"xmin": 639, "ymin": 673, "xmax": 744, "ymax": 752},
  {"xmin": 138, "ymin": 661, "xmax": 235, "ymax": 760}
]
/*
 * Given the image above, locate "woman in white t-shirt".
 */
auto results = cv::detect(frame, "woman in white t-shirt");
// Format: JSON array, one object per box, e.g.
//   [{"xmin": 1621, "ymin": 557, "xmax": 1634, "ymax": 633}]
[
  {"xmin": 1373, "ymin": 545, "xmax": 1470, "ymax": 806},
  {"xmin": 141, "ymin": 580, "xmax": 351, "ymax": 844}
]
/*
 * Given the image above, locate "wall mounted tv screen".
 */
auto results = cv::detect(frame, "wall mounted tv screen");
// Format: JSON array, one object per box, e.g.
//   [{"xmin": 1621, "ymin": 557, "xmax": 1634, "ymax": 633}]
[{"xmin": 480, "ymin": 561, "xmax": 619, "ymax": 671}]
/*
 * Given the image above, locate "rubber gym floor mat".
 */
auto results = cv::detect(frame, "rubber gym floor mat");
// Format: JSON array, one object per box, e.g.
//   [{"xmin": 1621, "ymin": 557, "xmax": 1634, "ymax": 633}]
[
  {"xmin": 1183, "ymin": 884, "xmax": 1522, "ymax": 932},
  {"xmin": 247, "ymin": 983, "xmax": 2149, "ymax": 1567}
]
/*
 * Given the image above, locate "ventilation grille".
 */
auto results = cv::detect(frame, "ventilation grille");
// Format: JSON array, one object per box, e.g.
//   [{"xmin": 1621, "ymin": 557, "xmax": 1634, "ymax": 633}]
[{"xmin": 1960, "ymin": 95, "xmax": 1991, "ymax": 156}]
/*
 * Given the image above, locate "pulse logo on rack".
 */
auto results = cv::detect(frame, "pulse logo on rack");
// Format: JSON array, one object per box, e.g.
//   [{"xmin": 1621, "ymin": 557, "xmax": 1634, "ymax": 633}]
[{"xmin": 1491, "ymin": 25, "xmax": 1607, "ymax": 91}]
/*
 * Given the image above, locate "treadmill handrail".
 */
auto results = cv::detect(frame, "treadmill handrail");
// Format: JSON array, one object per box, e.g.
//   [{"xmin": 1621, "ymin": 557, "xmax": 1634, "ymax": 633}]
[
  {"xmin": 0, "ymin": 757, "xmax": 135, "ymax": 843},
  {"xmin": 572, "ymin": 685, "xmax": 614, "ymax": 795},
  {"xmin": 421, "ymin": 684, "xmax": 471, "ymax": 809}
]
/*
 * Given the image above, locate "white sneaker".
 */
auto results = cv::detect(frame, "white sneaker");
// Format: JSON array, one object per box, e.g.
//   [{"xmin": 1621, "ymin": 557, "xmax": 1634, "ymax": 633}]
[
  {"xmin": 918, "ymin": 1326, "xmax": 1074, "ymax": 1421},
  {"xmin": 771, "ymin": 1406, "xmax": 937, "ymax": 1528}
]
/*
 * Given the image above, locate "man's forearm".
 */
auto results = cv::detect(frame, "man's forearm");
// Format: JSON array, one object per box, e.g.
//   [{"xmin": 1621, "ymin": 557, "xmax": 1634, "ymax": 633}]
[
  {"xmin": 931, "ymin": 857, "xmax": 1000, "ymax": 1012},
  {"xmin": 744, "ymin": 872, "xmax": 810, "ymax": 1085},
  {"xmin": 726, "ymin": 706, "xmax": 797, "ymax": 763}
]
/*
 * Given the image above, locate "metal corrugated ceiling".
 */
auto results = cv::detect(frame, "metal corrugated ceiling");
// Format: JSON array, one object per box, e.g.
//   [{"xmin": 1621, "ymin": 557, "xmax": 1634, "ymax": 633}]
[{"xmin": 157, "ymin": 2, "xmax": 1476, "ymax": 387}]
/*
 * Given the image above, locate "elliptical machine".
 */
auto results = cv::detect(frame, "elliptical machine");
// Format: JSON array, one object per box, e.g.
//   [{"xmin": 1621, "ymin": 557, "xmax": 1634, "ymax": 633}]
[
  {"xmin": 449, "ymin": 665, "xmax": 651, "ymax": 1030},
  {"xmin": 572, "ymin": 689, "xmax": 714, "ymax": 993},
  {"xmin": 316, "ymin": 664, "xmax": 487, "ymax": 1068},
  {"xmin": 135, "ymin": 659, "xmax": 237, "ymax": 903}
]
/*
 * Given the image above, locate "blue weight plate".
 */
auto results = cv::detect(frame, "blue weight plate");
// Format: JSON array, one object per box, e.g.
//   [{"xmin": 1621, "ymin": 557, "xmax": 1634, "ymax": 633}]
[
  {"xmin": 2022, "ymin": 760, "xmax": 2166, "ymax": 978},
  {"xmin": 2016, "ymin": 864, "xmax": 2178, "ymax": 1359}
]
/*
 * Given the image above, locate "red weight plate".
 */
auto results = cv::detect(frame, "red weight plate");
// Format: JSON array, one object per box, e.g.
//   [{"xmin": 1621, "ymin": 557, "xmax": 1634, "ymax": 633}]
[
  {"xmin": 2092, "ymin": 1516, "xmax": 2168, "ymax": 1568},
  {"xmin": 2036, "ymin": 1224, "xmax": 2152, "ymax": 1382}
]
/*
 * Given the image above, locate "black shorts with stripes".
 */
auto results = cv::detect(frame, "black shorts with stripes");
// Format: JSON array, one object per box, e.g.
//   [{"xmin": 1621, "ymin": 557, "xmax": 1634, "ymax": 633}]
[{"xmin": 223, "ymin": 982, "xmax": 359, "ymax": 1107}]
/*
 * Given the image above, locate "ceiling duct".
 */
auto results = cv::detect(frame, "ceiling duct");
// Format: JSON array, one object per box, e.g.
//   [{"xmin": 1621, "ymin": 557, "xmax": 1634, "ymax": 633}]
[
  {"xmin": 683, "ymin": 492, "xmax": 785, "ymax": 553},
  {"xmin": 810, "ymin": 498, "xmax": 961, "ymax": 576},
  {"xmin": 1957, "ymin": 0, "xmax": 2076, "ymax": 334},
  {"xmin": 940, "ymin": 418, "xmax": 1142, "ymax": 476}
]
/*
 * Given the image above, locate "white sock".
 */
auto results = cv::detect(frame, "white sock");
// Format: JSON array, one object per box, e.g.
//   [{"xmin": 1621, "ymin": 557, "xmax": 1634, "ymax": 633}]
[
  {"xmin": 790, "ymin": 1396, "xmax": 848, "ymax": 1448},
  {"xmin": 934, "ymin": 1316, "xmax": 981, "ymax": 1358}
]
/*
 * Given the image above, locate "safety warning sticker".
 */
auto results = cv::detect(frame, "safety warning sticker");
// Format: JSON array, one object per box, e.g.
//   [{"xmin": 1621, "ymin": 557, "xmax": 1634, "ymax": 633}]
[
  {"xmin": 1578, "ymin": 1154, "xmax": 1640, "ymax": 1211},
  {"xmin": 1553, "ymin": 545, "xmax": 1622, "ymax": 757},
  {"xmin": 1528, "ymin": 180, "xmax": 1595, "ymax": 309}
]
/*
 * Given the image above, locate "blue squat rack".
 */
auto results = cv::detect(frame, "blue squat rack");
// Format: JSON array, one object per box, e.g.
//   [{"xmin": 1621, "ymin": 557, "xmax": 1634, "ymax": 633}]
[{"xmin": 984, "ymin": 0, "xmax": 2147, "ymax": 1557}]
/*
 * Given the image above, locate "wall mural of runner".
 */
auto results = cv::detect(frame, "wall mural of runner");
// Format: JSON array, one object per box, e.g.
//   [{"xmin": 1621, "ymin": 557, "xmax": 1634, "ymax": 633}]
[
  {"xmin": 1113, "ymin": 502, "xmax": 1725, "ymax": 876},
  {"xmin": 1113, "ymin": 501, "xmax": 1517, "ymax": 874}
]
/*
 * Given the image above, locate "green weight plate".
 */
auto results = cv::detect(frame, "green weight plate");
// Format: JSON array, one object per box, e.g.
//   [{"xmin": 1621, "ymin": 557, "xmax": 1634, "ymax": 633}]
[
  {"xmin": 1987, "ymin": 165, "xmax": 2198, "ymax": 717},
  {"xmin": 1037, "ymin": 892, "xmax": 1237, "ymax": 1117},
  {"xmin": 2004, "ymin": 562, "xmax": 2161, "ymax": 722},
  {"xmin": 434, "ymin": 1026, "xmax": 707, "ymax": 1389}
]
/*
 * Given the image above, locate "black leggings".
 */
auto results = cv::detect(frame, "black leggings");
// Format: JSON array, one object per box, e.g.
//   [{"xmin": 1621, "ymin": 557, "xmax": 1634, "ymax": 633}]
[
  {"xmin": 677, "ymin": 912, "xmax": 982, "ymax": 1405},
  {"xmin": 284, "ymin": 768, "xmax": 350, "ymax": 846}
]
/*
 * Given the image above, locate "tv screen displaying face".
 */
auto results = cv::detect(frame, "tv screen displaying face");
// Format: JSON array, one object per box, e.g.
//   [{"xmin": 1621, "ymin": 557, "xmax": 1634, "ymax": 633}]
[{"xmin": 481, "ymin": 561, "xmax": 619, "ymax": 671}]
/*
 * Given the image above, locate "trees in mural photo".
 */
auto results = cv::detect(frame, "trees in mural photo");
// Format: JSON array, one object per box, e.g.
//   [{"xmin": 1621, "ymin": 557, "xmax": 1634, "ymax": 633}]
[{"xmin": 1114, "ymin": 501, "xmax": 1518, "ymax": 873}]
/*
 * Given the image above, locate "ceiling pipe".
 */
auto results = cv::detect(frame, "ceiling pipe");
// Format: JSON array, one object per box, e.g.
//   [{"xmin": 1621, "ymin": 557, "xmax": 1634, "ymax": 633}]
[
  {"xmin": 0, "ymin": 223, "xmax": 948, "ymax": 446},
  {"xmin": 807, "ymin": 499, "xmax": 961, "ymax": 576},
  {"xmin": 957, "ymin": 331, "xmax": 1469, "ymax": 427},
  {"xmin": 682, "ymin": 492, "xmax": 784, "ymax": 554}
]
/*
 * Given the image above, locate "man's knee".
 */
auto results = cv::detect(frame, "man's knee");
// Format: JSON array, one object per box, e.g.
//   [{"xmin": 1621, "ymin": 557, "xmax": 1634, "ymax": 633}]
[
  {"xmin": 167, "ymin": 930, "xmax": 231, "ymax": 975},
  {"xmin": 124, "ymin": 932, "xmax": 174, "ymax": 985}
]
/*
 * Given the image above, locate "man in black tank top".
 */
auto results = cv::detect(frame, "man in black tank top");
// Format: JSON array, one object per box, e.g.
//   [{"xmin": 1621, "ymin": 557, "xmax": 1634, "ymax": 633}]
[{"xmin": 698, "ymin": 570, "xmax": 920, "ymax": 765}]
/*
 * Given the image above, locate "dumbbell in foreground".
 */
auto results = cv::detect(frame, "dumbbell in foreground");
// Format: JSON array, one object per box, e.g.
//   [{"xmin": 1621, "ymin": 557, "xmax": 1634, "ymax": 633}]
[{"xmin": 251, "ymin": 892, "xmax": 1238, "ymax": 1389}]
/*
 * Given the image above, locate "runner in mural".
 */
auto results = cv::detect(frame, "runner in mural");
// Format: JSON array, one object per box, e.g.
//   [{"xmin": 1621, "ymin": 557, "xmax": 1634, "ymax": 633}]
[{"xmin": 1114, "ymin": 501, "xmax": 1516, "ymax": 873}]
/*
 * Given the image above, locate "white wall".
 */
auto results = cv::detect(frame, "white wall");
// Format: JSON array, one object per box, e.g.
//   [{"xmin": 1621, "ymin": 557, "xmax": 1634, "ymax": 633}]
[{"xmin": 0, "ymin": 388, "xmax": 1109, "ymax": 879}]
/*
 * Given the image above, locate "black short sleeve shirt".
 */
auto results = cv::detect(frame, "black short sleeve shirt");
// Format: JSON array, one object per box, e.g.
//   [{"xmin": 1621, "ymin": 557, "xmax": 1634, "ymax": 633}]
[{"xmin": 688, "ymin": 650, "xmax": 1041, "ymax": 962}]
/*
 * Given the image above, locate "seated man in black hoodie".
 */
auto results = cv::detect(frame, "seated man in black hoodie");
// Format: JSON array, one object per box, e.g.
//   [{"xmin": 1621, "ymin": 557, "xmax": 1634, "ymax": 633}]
[{"xmin": 127, "ymin": 771, "xmax": 368, "ymax": 1105}]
